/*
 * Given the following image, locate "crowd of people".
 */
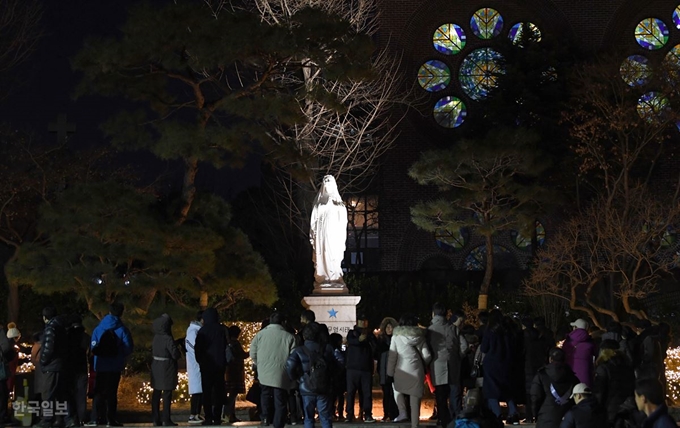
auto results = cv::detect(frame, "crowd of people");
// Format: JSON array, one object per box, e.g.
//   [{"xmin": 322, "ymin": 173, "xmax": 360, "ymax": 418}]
[{"xmin": 0, "ymin": 302, "xmax": 674, "ymax": 428}]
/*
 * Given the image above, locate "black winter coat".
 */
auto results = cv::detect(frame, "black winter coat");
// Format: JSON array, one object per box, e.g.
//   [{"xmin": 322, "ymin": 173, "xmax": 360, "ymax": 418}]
[
  {"xmin": 0, "ymin": 328, "xmax": 14, "ymax": 377},
  {"xmin": 151, "ymin": 314, "xmax": 181, "ymax": 391},
  {"xmin": 481, "ymin": 327, "xmax": 513, "ymax": 400},
  {"xmin": 531, "ymin": 362, "xmax": 580, "ymax": 428},
  {"xmin": 285, "ymin": 340, "xmax": 335, "ymax": 396},
  {"xmin": 41, "ymin": 316, "xmax": 68, "ymax": 373},
  {"xmin": 65, "ymin": 321, "xmax": 90, "ymax": 375},
  {"xmin": 225, "ymin": 339, "xmax": 248, "ymax": 394},
  {"xmin": 524, "ymin": 326, "xmax": 550, "ymax": 390},
  {"xmin": 641, "ymin": 404, "xmax": 677, "ymax": 428},
  {"xmin": 195, "ymin": 308, "xmax": 228, "ymax": 373},
  {"xmin": 593, "ymin": 353, "xmax": 635, "ymax": 423},
  {"xmin": 559, "ymin": 396, "xmax": 607, "ymax": 428},
  {"xmin": 375, "ymin": 334, "xmax": 392, "ymax": 385},
  {"xmin": 345, "ymin": 326, "xmax": 376, "ymax": 372}
]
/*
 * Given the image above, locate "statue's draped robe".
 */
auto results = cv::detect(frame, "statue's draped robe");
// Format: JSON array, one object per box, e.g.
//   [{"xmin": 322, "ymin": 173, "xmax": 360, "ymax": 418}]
[{"xmin": 310, "ymin": 199, "xmax": 347, "ymax": 288}]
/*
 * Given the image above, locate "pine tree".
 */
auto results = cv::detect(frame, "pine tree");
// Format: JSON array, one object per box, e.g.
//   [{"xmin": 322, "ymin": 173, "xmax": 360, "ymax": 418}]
[
  {"xmin": 408, "ymin": 128, "xmax": 551, "ymax": 309},
  {"xmin": 7, "ymin": 182, "xmax": 275, "ymax": 321}
]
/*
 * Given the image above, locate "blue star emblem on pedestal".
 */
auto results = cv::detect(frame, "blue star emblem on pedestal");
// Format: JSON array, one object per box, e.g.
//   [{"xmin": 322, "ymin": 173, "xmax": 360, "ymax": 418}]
[{"xmin": 328, "ymin": 308, "xmax": 338, "ymax": 318}]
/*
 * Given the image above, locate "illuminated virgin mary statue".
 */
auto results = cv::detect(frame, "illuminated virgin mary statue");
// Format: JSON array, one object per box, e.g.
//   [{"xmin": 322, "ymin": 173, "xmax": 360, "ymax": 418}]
[{"xmin": 310, "ymin": 175, "xmax": 348, "ymax": 291}]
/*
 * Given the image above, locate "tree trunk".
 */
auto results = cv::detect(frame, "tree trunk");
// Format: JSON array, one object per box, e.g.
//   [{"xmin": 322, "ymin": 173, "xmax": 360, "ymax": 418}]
[
  {"xmin": 176, "ymin": 156, "xmax": 199, "ymax": 226},
  {"xmin": 479, "ymin": 234, "xmax": 494, "ymax": 309},
  {"xmin": 200, "ymin": 290, "xmax": 208, "ymax": 309}
]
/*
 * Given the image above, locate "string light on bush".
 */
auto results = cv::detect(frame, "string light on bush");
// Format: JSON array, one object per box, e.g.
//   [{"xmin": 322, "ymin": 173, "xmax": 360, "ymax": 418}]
[
  {"xmin": 665, "ymin": 346, "xmax": 680, "ymax": 404},
  {"xmin": 137, "ymin": 372, "xmax": 190, "ymax": 405}
]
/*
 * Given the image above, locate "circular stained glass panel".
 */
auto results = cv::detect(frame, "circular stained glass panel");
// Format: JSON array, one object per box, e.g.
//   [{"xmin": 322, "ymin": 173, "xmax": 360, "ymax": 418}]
[
  {"xmin": 637, "ymin": 91, "xmax": 670, "ymax": 122},
  {"xmin": 433, "ymin": 24, "xmax": 466, "ymax": 55},
  {"xmin": 470, "ymin": 8, "xmax": 504, "ymax": 40},
  {"xmin": 508, "ymin": 22, "xmax": 542, "ymax": 46},
  {"xmin": 664, "ymin": 44, "xmax": 680, "ymax": 84},
  {"xmin": 464, "ymin": 245, "xmax": 512, "ymax": 271},
  {"xmin": 673, "ymin": 6, "xmax": 680, "ymax": 29},
  {"xmin": 433, "ymin": 96, "xmax": 467, "ymax": 128},
  {"xmin": 418, "ymin": 60, "xmax": 451, "ymax": 92},
  {"xmin": 435, "ymin": 228, "xmax": 466, "ymax": 252},
  {"xmin": 635, "ymin": 18, "xmax": 669, "ymax": 50},
  {"xmin": 620, "ymin": 55, "xmax": 652, "ymax": 86},
  {"xmin": 459, "ymin": 48, "xmax": 505, "ymax": 101}
]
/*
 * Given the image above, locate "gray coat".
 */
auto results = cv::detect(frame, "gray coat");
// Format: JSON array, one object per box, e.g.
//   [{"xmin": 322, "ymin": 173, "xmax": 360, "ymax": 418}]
[
  {"xmin": 250, "ymin": 324, "xmax": 296, "ymax": 389},
  {"xmin": 427, "ymin": 316, "xmax": 467, "ymax": 386},
  {"xmin": 151, "ymin": 314, "xmax": 181, "ymax": 391}
]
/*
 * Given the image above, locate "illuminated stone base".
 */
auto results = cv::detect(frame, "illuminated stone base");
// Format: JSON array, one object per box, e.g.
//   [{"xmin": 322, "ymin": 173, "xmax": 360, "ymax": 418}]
[{"xmin": 302, "ymin": 295, "xmax": 361, "ymax": 337}]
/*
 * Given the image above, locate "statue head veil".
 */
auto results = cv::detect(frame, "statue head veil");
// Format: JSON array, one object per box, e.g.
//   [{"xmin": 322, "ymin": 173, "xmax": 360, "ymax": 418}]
[{"xmin": 314, "ymin": 175, "xmax": 344, "ymax": 205}]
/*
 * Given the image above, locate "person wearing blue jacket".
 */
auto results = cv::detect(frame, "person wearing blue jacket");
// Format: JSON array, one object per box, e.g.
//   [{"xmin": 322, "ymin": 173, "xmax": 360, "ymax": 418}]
[{"xmin": 86, "ymin": 303, "xmax": 134, "ymax": 427}]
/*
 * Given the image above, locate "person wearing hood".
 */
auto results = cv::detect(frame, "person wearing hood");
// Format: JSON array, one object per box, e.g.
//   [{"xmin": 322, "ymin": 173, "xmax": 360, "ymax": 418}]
[
  {"xmin": 150, "ymin": 314, "xmax": 182, "ymax": 426},
  {"xmin": 250, "ymin": 312, "xmax": 296, "ymax": 428},
  {"xmin": 530, "ymin": 347, "xmax": 580, "ymax": 428},
  {"xmin": 185, "ymin": 311, "xmax": 203, "ymax": 424},
  {"xmin": 37, "ymin": 306, "xmax": 68, "ymax": 428},
  {"xmin": 387, "ymin": 314, "xmax": 432, "ymax": 428},
  {"xmin": 285, "ymin": 322, "xmax": 335, "ymax": 428},
  {"xmin": 87, "ymin": 302, "xmax": 134, "ymax": 427},
  {"xmin": 563, "ymin": 319, "xmax": 596, "ymax": 387},
  {"xmin": 559, "ymin": 383, "xmax": 606, "ymax": 428},
  {"xmin": 593, "ymin": 339, "xmax": 635, "ymax": 425},
  {"xmin": 194, "ymin": 308, "xmax": 228, "ymax": 426},
  {"xmin": 376, "ymin": 316, "xmax": 398, "ymax": 422}
]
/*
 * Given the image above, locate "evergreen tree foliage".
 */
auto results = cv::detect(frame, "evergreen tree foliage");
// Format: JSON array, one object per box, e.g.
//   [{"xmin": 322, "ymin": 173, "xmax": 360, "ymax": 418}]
[
  {"xmin": 408, "ymin": 128, "xmax": 552, "ymax": 308},
  {"xmin": 7, "ymin": 182, "xmax": 275, "ymax": 322},
  {"xmin": 72, "ymin": 0, "xmax": 374, "ymax": 224}
]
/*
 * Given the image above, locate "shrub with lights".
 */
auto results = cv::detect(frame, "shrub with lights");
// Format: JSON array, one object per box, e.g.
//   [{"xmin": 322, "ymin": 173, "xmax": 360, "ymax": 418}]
[
  {"xmin": 665, "ymin": 346, "xmax": 680, "ymax": 405},
  {"xmin": 137, "ymin": 321, "xmax": 260, "ymax": 405}
]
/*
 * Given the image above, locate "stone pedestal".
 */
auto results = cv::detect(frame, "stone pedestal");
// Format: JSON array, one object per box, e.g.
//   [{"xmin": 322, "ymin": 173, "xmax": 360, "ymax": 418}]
[{"xmin": 301, "ymin": 295, "xmax": 361, "ymax": 337}]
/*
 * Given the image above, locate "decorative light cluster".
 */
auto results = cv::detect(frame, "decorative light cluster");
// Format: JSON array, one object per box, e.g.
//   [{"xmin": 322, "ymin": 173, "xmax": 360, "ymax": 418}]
[
  {"xmin": 665, "ymin": 346, "xmax": 680, "ymax": 404},
  {"xmin": 137, "ymin": 372, "xmax": 190, "ymax": 405},
  {"xmin": 135, "ymin": 322, "xmax": 260, "ymax": 405}
]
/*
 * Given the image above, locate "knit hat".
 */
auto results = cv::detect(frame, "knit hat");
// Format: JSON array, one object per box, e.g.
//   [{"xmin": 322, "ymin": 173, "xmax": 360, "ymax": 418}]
[{"xmin": 6, "ymin": 322, "xmax": 20, "ymax": 339}]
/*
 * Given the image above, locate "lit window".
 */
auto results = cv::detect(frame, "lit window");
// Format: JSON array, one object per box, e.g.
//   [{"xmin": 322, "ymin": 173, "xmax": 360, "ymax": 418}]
[
  {"xmin": 470, "ymin": 8, "xmax": 504, "ymax": 40},
  {"xmin": 635, "ymin": 18, "xmax": 669, "ymax": 50},
  {"xmin": 620, "ymin": 55, "xmax": 652, "ymax": 87},
  {"xmin": 508, "ymin": 22, "xmax": 541, "ymax": 46},
  {"xmin": 435, "ymin": 228, "xmax": 466, "ymax": 252},
  {"xmin": 673, "ymin": 6, "xmax": 680, "ymax": 30},
  {"xmin": 418, "ymin": 60, "xmax": 451, "ymax": 92},
  {"xmin": 459, "ymin": 48, "xmax": 505, "ymax": 101},
  {"xmin": 346, "ymin": 196, "xmax": 379, "ymax": 250},
  {"xmin": 464, "ymin": 245, "xmax": 512, "ymax": 271},
  {"xmin": 637, "ymin": 92, "xmax": 670, "ymax": 122},
  {"xmin": 434, "ymin": 96, "xmax": 467, "ymax": 128},
  {"xmin": 433, "ymin": 24, "xmax": 466, "ymax": 55}
]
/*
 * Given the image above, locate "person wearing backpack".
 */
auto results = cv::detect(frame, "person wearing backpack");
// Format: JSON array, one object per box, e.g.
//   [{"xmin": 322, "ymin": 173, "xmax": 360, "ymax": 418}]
[
  {"xmin": 285, "ymin": 322, "xmax": 334, "ymax": 428},
  {"xmin": 530, "ymin": 347, "xmax": 579, "ymax": 428},
  {"xmin": 86, "ymin": 302, "xmax": 134, "ymax": 427}
]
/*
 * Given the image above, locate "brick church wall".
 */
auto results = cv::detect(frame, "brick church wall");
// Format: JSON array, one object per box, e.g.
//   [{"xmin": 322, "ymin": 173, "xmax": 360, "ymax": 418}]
[{"xmin": 372, "ymin": 0, "xmax": 680, "ymax": 272}]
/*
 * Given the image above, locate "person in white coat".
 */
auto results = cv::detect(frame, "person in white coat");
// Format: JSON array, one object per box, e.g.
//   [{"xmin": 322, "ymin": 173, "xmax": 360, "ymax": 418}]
[
  {"xmin": 387, "ymin": 315, "xmax": 432, "ymax": 428},
  {"xmin": 185, "ymin": 311, "xmax": 203, "ymax": 424}
]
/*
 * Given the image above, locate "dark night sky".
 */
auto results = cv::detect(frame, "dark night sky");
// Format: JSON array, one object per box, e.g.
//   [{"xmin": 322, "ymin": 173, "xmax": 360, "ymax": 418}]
[{"xmin": 2, "ymin": 0, "xmax": 260, "ymax": 199}]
